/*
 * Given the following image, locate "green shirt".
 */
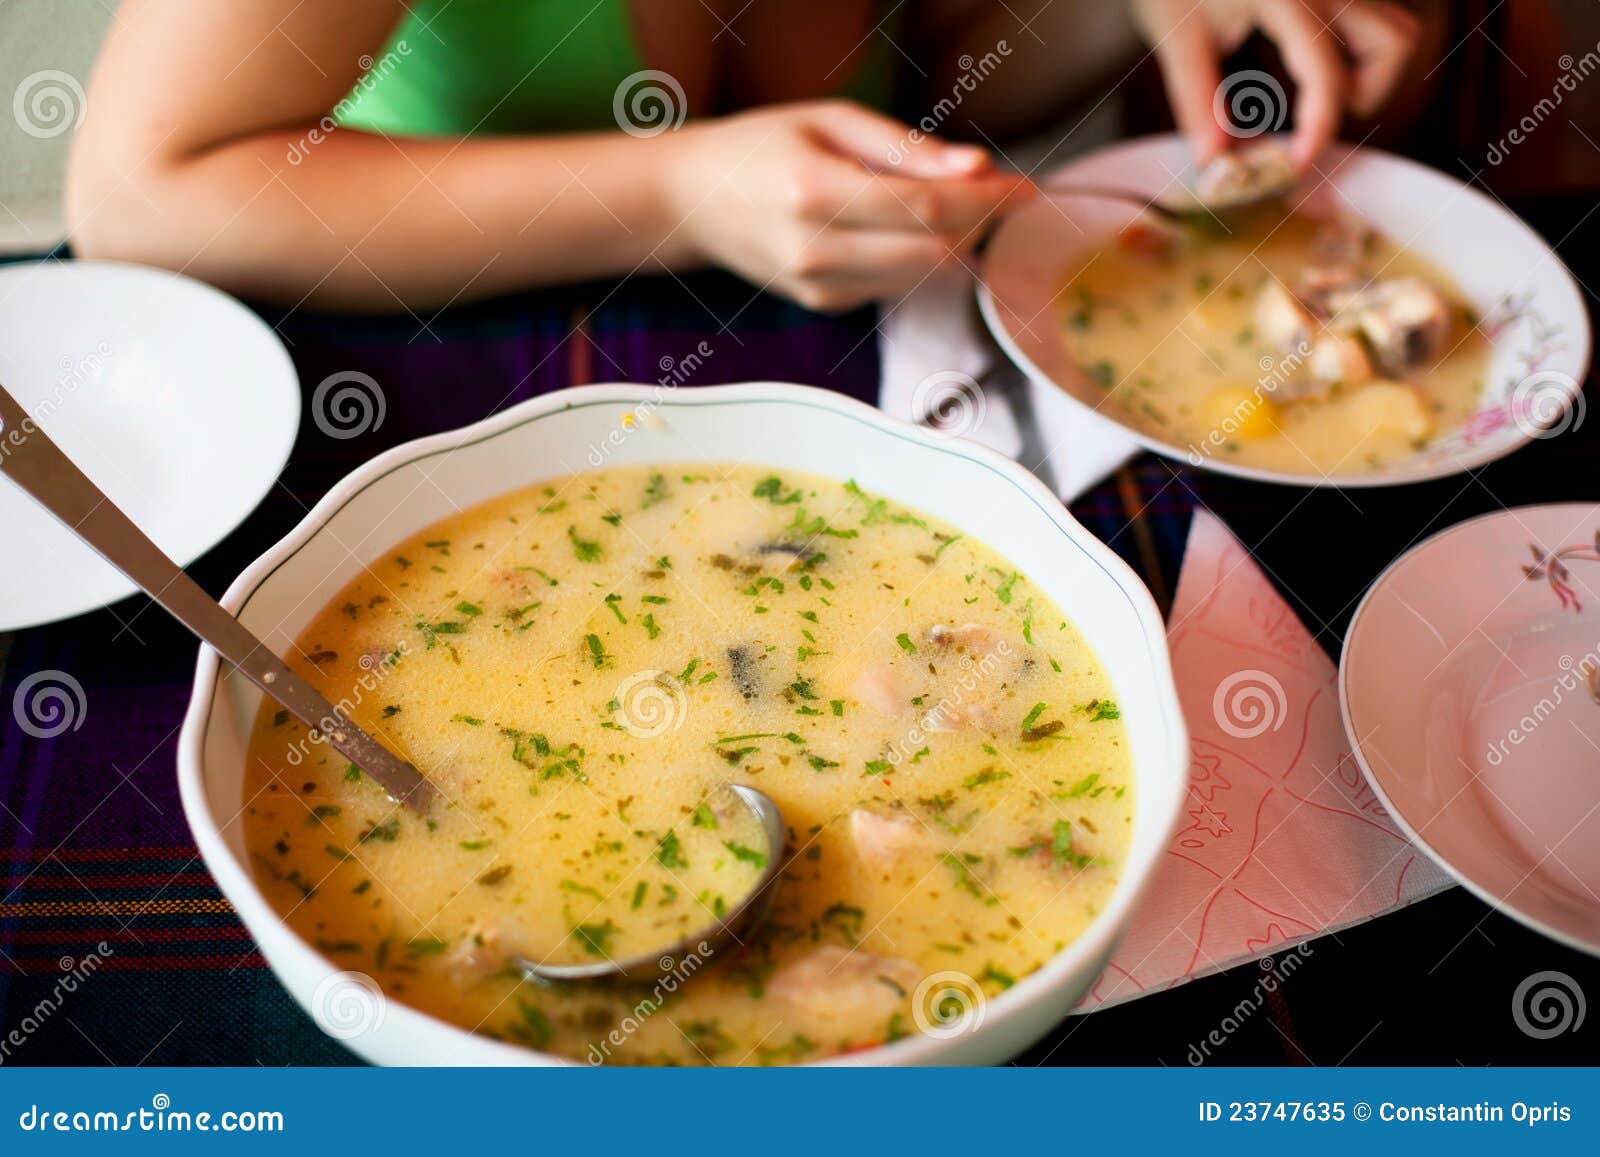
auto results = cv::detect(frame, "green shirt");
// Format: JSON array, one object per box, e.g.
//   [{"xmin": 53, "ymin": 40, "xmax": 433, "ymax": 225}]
[{"xmin": 336, "ymin": 0, "xmax": 897, "ymax": 137}]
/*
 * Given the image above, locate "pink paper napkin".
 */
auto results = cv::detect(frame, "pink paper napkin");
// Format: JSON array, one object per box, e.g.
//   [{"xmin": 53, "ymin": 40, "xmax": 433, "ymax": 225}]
[{"xmin": 1084, "ymin": 508, "xmax": 1453, "ymax": 1010}]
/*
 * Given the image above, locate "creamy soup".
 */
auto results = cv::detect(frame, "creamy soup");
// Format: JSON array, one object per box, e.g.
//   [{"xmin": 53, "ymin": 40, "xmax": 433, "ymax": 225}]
[
  {"xmin": 1060, "ymin": 206, "xmax": 1490, "ymax": 476},
  {"xmin": 243, "ymin": 465, "xmax": 1133, "ymax": 1065}
]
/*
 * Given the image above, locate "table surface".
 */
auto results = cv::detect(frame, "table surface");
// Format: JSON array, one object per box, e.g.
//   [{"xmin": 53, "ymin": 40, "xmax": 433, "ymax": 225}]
[{"xmin": 2, "ymin": 195, "xmax": 1597, "ymax": 1067}]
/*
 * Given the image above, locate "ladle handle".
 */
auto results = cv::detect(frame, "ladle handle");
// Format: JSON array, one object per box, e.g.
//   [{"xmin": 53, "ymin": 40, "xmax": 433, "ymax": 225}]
[{"xmin": 0, "ymin": 382, "xmax": 433, "ymax": 811}]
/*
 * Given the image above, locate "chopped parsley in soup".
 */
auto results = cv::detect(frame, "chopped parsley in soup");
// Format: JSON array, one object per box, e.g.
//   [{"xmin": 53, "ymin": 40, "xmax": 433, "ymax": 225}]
[
  {"xmin": 243, "ymin": 465, "xmax": 1133, "ymax": 1065},
  {"xmin": 1062, "ymin": 204, "xmax": 1490, "ymax": 476}
]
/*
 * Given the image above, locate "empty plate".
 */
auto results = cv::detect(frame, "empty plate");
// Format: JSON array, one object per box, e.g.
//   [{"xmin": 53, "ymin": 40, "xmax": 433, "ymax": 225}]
[
  {"xmin": 1341, "ymin": 504, "xmax": 1600, "ymax": 953},
  {"xmin": 0, "ymin": 261, "xmax": 300, "ymax": 630}
]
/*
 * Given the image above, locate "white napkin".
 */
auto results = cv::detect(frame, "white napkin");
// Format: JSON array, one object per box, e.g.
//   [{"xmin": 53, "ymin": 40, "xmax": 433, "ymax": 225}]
[
  {"xmin": 877, "ymin": 267, "xmax": 1140, "ymax": 502},
  {"xmin": 875, "ymin": 98, "xmax": 1141, "ymax": 501}
]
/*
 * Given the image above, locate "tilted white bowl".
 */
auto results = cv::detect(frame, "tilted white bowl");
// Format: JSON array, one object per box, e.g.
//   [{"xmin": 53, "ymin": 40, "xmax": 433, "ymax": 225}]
[{"xmin": 177, "ymin": 382, "xmax": 1188, "ymax": 1065}]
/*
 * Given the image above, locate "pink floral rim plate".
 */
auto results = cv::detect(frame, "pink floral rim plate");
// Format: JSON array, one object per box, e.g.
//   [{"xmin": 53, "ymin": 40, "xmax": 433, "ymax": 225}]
[
  {"xmin": 979, "ymin": 135, "xmax": 1592, "ymax": 487},
  {"xmin": 1341, "ymin": 504, "xmax": 1600, "ymax": 954}
]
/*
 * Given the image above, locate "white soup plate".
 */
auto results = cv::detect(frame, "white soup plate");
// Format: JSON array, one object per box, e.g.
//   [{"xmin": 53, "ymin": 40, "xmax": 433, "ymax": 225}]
[
  {"xmin": 1342, "ymin": 504, "xmax": 1600, "ymax": 954},
  {"xmin": 0, "ymin": 260, "xmax": 300, "ymax": 630},
  {"xmin": 979, "ymin": 135, "xmax": 1590, "ymax": 488}
]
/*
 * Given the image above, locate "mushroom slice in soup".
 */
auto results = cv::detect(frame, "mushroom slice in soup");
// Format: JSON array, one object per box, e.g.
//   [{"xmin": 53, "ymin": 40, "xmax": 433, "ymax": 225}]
[
  {"xmin": 727, "ymin": 644, "xmax": 764, "ymax": 700},
  {"xmin": 755, "ymin": 541, "xmax": 821, "ymax": 571}
]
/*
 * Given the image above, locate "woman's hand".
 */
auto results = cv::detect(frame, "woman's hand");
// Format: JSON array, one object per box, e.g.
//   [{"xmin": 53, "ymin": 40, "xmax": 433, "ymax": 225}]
[
  {"xmin": 1134, "ymin": 0, "xmax": 1421, "ymax": 169},
  {"xmin": 663, "ymin": 101, "xmax": 1033, "ymax": 312}
]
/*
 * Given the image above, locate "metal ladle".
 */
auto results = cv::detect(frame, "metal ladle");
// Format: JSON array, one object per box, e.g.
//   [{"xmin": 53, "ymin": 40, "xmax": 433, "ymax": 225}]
[
  {"xmin": 516, "ymin": 783, "xmax": 787, "ymax": 984},
  {"xmin": 0, "ymin": 380, "xmax": 435, "ymax": 810},
  {"xmin": 0, "ymin": 380, "xmax": 788, "ymax": 980}
]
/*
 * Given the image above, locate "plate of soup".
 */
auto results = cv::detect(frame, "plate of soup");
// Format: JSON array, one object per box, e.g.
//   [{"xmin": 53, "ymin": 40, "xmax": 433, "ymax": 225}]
[
  {"xmin": 178, "ymin": 382, "xmax": 1188, "ymax": 1066},
  {"xmin": 980, "ymin": 136, "xmax": 1590, "ymax": 486}
]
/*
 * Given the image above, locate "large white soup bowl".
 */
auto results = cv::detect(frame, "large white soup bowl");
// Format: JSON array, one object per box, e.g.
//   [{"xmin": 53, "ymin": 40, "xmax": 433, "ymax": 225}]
[{"xmin": 178, "ymin": 382, "xmax": 1188, "ymax": 1065}]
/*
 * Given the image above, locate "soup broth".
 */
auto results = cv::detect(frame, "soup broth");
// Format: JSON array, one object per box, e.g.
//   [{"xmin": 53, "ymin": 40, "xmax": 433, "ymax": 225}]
[
  {"xmin": 243, "ymin": 465, "xmax": 1133, "ymax": 1064},
  {"xmin": 1060, "ymin": 207, "xmax": 1490, "ymax": 476}
]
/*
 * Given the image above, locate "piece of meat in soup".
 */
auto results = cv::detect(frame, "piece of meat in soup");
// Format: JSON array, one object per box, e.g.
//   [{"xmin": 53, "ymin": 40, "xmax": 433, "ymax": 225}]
[{"xmin": 1193, "ymin": 142, "xmax": 1296, "ymax": 209}]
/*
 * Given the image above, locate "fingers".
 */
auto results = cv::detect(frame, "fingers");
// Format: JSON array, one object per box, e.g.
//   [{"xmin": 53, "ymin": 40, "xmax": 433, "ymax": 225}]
[
  {"xmin": 1334, "ymin": 1, "xmax": 1420, "ymax": 117},
  {"xmin": 784, "ymin": 230, "xmax": 973, "ymax": 312},
  {"xmin": 804, "ymin": 100, "xmax": 991, "ymax": 178},
  {"xmin": 797, "ymin": 150, "xmax": 1031, "ymax": 235},
  {"xmin": 805, "ymin": 229, "xmax": 974, "ymax": 277},
  {"xmin": 1253, "ymin": 1, "xmax": 1346, "ymax": 170},
  {"xmin": 1149, "ymin": 15, "xmax": 1229, "ymax": 165}
]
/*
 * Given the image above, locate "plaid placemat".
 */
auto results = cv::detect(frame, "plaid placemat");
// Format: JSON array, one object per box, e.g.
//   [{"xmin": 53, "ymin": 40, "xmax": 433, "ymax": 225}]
[{"xmin": 2, "ymin": 215, "xmax": 1596, "ymax": 1065}]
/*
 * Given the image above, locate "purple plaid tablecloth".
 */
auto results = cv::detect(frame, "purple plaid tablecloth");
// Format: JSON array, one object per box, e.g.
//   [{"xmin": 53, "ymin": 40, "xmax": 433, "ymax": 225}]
[{"xmin": 2, "ymin": 238, "xmax": 1596, "ymax": 1066}]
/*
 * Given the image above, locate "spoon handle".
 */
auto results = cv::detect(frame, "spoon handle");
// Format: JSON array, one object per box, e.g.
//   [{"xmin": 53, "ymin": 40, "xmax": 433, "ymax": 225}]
[
  {"xmin": 1033, "ymin": 181, "xmax": 1187, "ymax": 224},
  {"xmin": 0, "ymin": 382, "xmax": 433, "ymax": 811}
]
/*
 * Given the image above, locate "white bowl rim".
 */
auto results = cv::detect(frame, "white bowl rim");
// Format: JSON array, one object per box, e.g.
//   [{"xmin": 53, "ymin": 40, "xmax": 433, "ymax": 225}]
[
  {"xmin": 1338, "ymin": 501, "xmax": 1600, "ymax": 956},
  {"xmin": 176, "ymin": 380, "xmax": 1191, "ymax": 1064},
  {"xmin": 978, "ymin": 135, "xmax": 1593, "ymax": 489}
]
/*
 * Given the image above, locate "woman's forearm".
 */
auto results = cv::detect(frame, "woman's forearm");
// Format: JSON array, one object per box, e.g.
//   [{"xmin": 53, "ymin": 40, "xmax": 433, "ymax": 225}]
[
  {"xmin": 65, "ymin": 0, "xmax": 713, "ymax": 311},
  {"xmin": 69, "ymin": 127, "xmax": 704, "ymax": 312}
]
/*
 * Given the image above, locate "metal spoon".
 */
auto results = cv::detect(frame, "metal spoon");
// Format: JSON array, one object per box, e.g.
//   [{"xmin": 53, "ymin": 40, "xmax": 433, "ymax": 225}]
[
  {"xmin": 1036, "ymin": 180, "xmax": 1288, "ymax": 228},
  {"xmin": 0, "ymin": 380, "xmax": 435, "ymax": 812},
  {"xmin": 516, "ymin": 783, "xmax": 786, "ymax": 983}
]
